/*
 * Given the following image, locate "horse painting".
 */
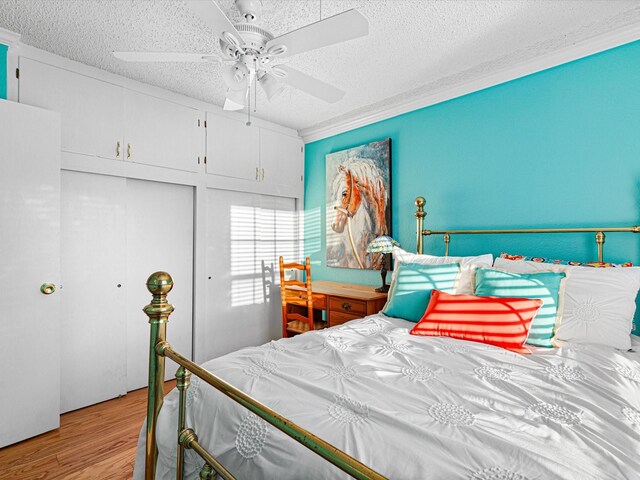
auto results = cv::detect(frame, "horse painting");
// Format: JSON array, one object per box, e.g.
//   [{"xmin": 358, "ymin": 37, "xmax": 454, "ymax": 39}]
[{"xmin": 326, "ymin": 139, "xmax": 391, "ymax": 269}]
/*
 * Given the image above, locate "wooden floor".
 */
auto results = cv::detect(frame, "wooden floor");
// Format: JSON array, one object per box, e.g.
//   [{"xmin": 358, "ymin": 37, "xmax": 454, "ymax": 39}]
[{"xmin": 0, "ymin": 381, "xmax": 175, "ymax": 480}]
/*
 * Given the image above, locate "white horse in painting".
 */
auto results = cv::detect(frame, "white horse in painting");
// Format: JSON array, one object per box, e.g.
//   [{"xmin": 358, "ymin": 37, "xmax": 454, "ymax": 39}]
[{"xmin": 329, "ymin": 157, "xmax": 389, "ymax": 269}]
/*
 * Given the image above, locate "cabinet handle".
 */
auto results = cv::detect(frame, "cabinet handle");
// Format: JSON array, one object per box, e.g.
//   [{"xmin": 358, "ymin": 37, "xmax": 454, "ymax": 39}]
[
  {"xmin": 261, "ymin": 168, "xmax": 265, "ymax": 181},
  {"xmin": 127, "ymin": 143, "xmax": 132, "ymax": 159},
  {"xmin": 342, "ymin": 302, "xmax": 351, "ymax": 311},
  {"xmin": 255, "ymin": 167, "xmax": 259, "ymax": 180},
  {"xmin": 116, "ymin": 141, "xmax": 121, "ymax": 158}
]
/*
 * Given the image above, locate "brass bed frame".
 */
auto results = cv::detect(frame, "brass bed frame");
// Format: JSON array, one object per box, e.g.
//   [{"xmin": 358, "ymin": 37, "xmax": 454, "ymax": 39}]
[
  {"xmin": 414, "ymin": 196, "xmax": 640, "ymax": 261},
  {"xmin": 142, "ymin": 196, "xmax": 638, "ymax": 480},
  {"xmin": 142, "ymin": 272, "xmax": 387, "ymax": 480}
]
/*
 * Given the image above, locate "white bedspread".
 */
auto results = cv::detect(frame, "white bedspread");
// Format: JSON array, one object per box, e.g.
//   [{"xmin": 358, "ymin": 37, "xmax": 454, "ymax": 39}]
[{"xmin": 134, "ymin": 315, "xmax": 640, "ymax": 480}]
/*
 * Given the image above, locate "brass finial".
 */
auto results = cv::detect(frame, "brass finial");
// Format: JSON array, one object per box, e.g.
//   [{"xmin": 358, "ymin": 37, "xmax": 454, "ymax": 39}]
[
  {"xmin": 415, "ymin": 196, "xmax": 426, "ymax": 210},
  {"xmin": 143, "ymin": 271, "xmax": 175, "ymax": 325},
  {"xmin": 146, "ymin": 271, "xmax": 174, "ymax": 296}
]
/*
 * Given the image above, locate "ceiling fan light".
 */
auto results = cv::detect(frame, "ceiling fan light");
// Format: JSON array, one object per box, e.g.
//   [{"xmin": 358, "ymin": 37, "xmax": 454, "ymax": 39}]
[
  {"xmin": 223, "ymin": 88, "xmax": 247, "ymax": 111},
  {"xmin": 267, "ymin": 44, "xmax": 287, "ymax": 57},
  {"xmin": 259, "ymin": 73, "xmax": 284, "ymax": 101},
  {"xmin": 222, "ymin": 62, "xmax": 250, "ymax": 91}
]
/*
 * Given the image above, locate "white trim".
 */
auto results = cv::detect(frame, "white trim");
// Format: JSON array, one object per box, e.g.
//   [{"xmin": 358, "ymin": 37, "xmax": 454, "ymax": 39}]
[
  {"xmin": 299, "ymin": 24, "xmax": 640, "ymax": 143},
  {"xmin": 0, "ymin": 27, "xmax": 20, "ymax": 46}
]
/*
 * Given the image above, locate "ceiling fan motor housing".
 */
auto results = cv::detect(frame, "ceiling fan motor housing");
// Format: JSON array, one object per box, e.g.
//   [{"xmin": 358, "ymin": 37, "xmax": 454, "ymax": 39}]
[{"xmin": 232, "ymin": 23, "xmax": 273, "ymax": 53}]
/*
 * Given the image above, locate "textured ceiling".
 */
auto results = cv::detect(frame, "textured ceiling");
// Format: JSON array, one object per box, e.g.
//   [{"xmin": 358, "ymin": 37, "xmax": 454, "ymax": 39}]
[{"xmin": 1, "ymin": 0, "xmax": 639, "ymax": 133}]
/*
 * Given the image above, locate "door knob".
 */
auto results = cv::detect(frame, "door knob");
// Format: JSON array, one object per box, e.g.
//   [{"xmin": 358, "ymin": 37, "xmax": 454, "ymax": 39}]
[{"xmin": 40, "ymin": 283, "xmax": 56, "ymax": 295}]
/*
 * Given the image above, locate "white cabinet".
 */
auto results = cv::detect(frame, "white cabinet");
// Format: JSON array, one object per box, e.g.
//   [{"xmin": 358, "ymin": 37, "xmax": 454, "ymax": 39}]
[
  {"xmin": 202, "ymin": 189, "xmax": 296, "ymax": 361},
  {"xmin": 19, "ymin": 58, "xmax": 123, "ymax": 160},
  {"xmin": 124, "ymin": 90, "xmax": 202, "ymax": 173},
  {"xmin": 205, "ymin": 112, "xmax": 304, "ymax": 189},
  {"xmin": 260, "ymin": 128, "xmax": 304, "ymax": 187},
  {"xmin": 0, "ymin": 100, "xmax": 61, "ymax": 448},
  {"xmin": 59, "ymin": 174, "xmax": 195, "ymax": 407},
  {"xmin": 60, "ymin": 171, "xmax": 127, "ymax": 413},
  {"xmin": 206, "ymin": 112, "xmax": 260, "ymax": 180},
  {"xmin": 125, "ymin": 179, "xmax": 194, "ymax": 390},
  {"xmin": 19, "ymin": 58, "xmax": 204, "ymax": 172}
]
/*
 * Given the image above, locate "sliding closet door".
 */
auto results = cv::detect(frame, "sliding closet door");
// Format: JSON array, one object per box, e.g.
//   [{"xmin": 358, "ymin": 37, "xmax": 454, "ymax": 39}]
[
  {"xmin": 204, "ymin": 189, "xmax": 297, "ymax": 361},
  {"xmin": 126, "ymin": 179, "xmax": 194, "ymax": 390},
  {"xmin": 60, "ymin": 171, "xmax": 127, "ymax": 413},
  {"xmin": 0, "ymin": 101, "xmax": 60, "ymax": 447}
]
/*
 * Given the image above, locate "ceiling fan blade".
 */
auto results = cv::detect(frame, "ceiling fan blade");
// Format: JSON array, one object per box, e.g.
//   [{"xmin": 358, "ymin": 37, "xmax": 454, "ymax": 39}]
[
  {"xmin": 113, "ymin": 52, "xmax": 222, "ymax": 63},
  {"xmin": 185, "ymin": 0, "xmax": 243, "ymax": 51},
  {"xmin": 265, "ymin": 9, "xmax": 368, "ymax": 58},
  {"xmin": 272, "ymin": 65, "xmax": 345, "ymax": 103}
]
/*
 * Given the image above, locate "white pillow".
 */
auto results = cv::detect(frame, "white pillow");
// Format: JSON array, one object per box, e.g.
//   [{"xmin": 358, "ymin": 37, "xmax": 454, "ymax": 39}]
[
  {"xmin": 392, "ymin": 247, "xmax": 493, "ymax": 294},
  {"xmin": 493, "ymin": 257, "xmax": 640, "ymax": 350}
]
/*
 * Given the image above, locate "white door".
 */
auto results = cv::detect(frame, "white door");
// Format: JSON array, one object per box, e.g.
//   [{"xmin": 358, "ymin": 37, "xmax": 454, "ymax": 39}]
[
  {"xmin": 202, "ymin": 189, "xmax": 297, "ymax": 362},
  {"xmin": 206, "ymin": 112, "xmax": 259, "ymax": 181},
  {"xmin": 0, "ymin": 100, "xmax": 61, "ymax": 447},
  {"xmin": 19, "ymin": 58, "xmax": 123, "ymax": 160},
  {"xmin": 124, "ymin": 90, "xmax": 201, "ymax": 172},
  {"xmin": 60, "ymin": 171, "xmax": 127, "ymax": 413},
  {"xmin": 126, "ymin": 179, "xmax": 194, "ymax": 390},
  {"xmin": 259, "ymin": 128, "xmax": 304, "ymax": 189}
]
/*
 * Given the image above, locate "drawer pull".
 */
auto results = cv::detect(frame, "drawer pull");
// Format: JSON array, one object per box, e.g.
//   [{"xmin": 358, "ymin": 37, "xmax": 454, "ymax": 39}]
[{"xmin": 342, "ymin": 302, "xmax": 351, "ymax": 311}]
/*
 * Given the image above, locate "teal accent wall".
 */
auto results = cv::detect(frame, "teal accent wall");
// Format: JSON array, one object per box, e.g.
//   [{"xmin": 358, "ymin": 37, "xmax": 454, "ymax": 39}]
[
  {"xmin": 0, "ymin": 44, "xmax": 7, "ymax": 99},
  {"xmin": 304, "ymin": 40, "xmax": 640, "ymax": 334}
]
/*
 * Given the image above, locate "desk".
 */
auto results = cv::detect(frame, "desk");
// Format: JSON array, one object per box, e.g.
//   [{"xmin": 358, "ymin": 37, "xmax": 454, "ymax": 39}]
[{"xmin": 286, "ymin": 280, "xmax": 388, "ymax": 328}]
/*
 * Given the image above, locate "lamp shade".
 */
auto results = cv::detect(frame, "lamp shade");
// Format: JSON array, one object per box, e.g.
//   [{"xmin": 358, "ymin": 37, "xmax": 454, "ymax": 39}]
[
  {"xmin": 222, "ymin": 62, "xmax": 250, "ymax": 91},
  {"xmin": 258, "ymin": 72, "xmax": 285, "ymax": 101},
  {"xmin": 366, "ymin": 235, "xmax": 400, "ymax": 254},
  {"xmin": 223, "ymin": 88, "xmax": 247, "ymax": 111}
]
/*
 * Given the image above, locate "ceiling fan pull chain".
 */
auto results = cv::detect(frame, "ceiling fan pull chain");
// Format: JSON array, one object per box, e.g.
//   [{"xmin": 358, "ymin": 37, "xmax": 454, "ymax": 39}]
[
  {"xmin": 254, "ymin": 58, "xmax": 258, "ymax": 113},
  {"xmin": 246, "ymin": 85, "xmax": 252, "ymax": 126}
]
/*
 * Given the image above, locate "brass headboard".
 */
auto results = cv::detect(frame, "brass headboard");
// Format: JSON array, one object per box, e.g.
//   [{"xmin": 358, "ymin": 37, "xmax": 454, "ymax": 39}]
[{"xmin": 414, "ymin": 196, "xmax": 640, "ymax": 262}]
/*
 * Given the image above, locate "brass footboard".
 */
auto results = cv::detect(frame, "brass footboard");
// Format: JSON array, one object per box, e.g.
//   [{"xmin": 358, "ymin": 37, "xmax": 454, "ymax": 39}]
[{"xmin": 143, "ymin": 272, "xmax": 387, "ymax": 480}]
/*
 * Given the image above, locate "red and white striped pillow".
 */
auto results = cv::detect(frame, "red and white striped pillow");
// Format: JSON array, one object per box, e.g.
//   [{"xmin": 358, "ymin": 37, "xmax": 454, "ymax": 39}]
[{"xmin": 410, "ymin": 290, "xmax": 543, "ymax": 353}]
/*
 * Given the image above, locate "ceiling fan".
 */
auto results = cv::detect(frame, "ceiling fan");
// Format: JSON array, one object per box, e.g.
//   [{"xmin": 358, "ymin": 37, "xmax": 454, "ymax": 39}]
[{"xmin": 114, "ymin": 0, "xmax": 368, "ymax": 114}]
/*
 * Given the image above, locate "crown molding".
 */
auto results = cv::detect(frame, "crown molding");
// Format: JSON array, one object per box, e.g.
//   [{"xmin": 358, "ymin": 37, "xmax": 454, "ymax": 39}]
[
  {"xmin": 299, "ymin": 23, "xmax": 640, "ymax": 144},
  {"xmin": 0, "ymin": 27, "xmax": 21, "ymax": 46}
]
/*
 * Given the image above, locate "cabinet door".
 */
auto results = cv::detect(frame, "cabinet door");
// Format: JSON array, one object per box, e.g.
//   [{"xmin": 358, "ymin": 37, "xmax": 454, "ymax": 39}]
[
  {"xmin": 124, "ymin": 90, "xmax": 200, "ymax": 172},
  {"xmin": 0, "ymin": 101, "xmax": 61, "ymax": 447},
  {"xmin": 19, "ymin": 58, "xmax": 123, "ymax": 160},
  {"xmin": 201, "ymin": 190, "xmax": 297, "ymax": 361},
  {"xmin": 60, "ymin": 171, "xmax": 127, "ymax": 413},
  {"xmin": 260, "ymin": 128, "xmax": 304, "ymax": 187},
  {"xmin": 206, "ymin": 112, "xmax": 259, "ymax": 180},
  {"xmin": 126, "ymin": 179, "xmax": 194, "ymax": 390}
]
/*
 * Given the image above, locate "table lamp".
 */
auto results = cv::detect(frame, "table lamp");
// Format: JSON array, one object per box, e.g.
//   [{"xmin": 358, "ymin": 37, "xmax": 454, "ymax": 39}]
[{"xmin": 366, "ymin": 235, "xmax": 400, "ymax": 293}]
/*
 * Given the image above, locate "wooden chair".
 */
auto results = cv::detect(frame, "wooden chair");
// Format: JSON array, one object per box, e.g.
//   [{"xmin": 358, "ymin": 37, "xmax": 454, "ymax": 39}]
[{"xmin": 279, "ymin": 256, "xmax": 326, "ymax": 338}]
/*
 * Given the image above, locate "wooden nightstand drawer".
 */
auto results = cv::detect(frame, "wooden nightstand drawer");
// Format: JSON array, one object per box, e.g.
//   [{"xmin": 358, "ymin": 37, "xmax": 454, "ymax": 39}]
[
  {"xmin": 329, "ymin": 310, "xmax": 361, "ymax": 327},
  {"xmin": 329, "ymin": 297, "xmax": 367, "ymax": 316}
]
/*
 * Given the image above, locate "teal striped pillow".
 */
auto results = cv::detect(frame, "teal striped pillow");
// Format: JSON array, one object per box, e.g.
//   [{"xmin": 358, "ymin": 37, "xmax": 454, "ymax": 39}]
[
  {"xmin": 383, "ymin": 262, "xmax": 460, "ymax": 322},
  {"xmin": 475, "ymin": 268, "xmax": 566, "ymax": 348}
]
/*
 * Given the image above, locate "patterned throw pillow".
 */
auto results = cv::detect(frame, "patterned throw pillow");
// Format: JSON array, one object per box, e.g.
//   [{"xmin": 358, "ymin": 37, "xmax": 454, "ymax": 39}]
[
  {"xmin": 500, "ymin": 252, "xmax": 632, "ymax": 268},
  {"xmin": 475, "ymin": 268, "xmax": 566, "ymax": 348},
  {"xmin": 410, "ymin": 290, "xmax": 542, "ymax": 353},
  {"xmin": 383, "ymin": 262, "xmax": 460, "ymax": 322},
  {"xmin": 494, "ymin": 257, "xmax": 640, "ymax": 350}
]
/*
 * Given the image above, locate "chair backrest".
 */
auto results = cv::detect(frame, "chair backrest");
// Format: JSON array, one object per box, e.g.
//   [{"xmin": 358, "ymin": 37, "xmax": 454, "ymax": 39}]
[{"xmin": 279, "ymin": 256, "xmax": 313, "ymax": 337}]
